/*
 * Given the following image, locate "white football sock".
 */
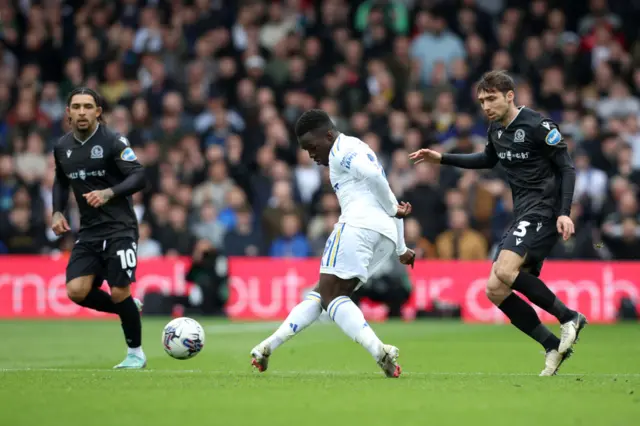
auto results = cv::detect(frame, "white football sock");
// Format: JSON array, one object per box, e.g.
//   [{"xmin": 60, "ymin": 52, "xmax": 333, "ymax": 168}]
[
  {"xmin": 262, "ymin": 291, "xmax": 323, "ymax": 351},
  {"xmin": 127, "ymin": 346, "xmax": 145, "ymax": 358},
  {"xmin": 327, "ymin": 296, "xmax": 383, "ymax": 360}
]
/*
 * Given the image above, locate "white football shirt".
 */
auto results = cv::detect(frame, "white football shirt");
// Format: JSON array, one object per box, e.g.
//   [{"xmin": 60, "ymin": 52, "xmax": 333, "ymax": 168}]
[{"xmin": 328, "ymin": 134, "xmax": 407, "ymax": 255}]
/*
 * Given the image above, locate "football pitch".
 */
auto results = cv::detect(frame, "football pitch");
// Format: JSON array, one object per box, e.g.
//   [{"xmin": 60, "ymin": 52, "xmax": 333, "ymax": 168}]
[{"xmin": 1, "ymin": 319, "xmax": 638, "ymax": 426}]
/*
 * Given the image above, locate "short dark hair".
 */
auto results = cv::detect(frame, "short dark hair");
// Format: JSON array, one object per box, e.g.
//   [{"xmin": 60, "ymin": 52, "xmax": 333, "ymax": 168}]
[
  {"xmin": 294, "ymin": 109, "xmax": 334, "ymax": 138},
  {"xmin": 66, "ymin": 87, "xmax": 105, "ymax": 123},
  {"xmin": 66, "ymin": 87, "xmax": 102, "ymax": 107},
  {"xmin": 476, "ymin": 70, "xmax": 515, "ymax": 95}
]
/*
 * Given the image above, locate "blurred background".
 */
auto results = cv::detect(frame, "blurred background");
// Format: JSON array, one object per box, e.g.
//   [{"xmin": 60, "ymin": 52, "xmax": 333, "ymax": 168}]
[{"xmin": 0, "ymin": 0, "xmax": 639, "ymax": 320}]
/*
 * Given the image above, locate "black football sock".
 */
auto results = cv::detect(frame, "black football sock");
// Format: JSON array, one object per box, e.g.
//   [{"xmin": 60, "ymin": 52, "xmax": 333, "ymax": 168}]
[
  {"xmin": 498, "ymin": 293, "xmax": 560, "ymax": 352},
  {"xmin": 512, "ymin": 272, "xmax": 576, "ymax": 323},
  {"xmin": 116, "ymin": 296, "xmax": 142, "ymax": 348},
  {"xmin": 78, "ymin": 288, "xmax": 118, "ymax": 314}
]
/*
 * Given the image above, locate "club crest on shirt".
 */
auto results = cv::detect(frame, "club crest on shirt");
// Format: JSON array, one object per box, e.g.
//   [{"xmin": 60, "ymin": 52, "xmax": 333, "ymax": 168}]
[
  {"xmin": 514, "ymin": 129, "xmax": 525, "ymax": 143},
  {"xmin": 90, "ymin": 145, "xmax": 103, "ymax": 159}
]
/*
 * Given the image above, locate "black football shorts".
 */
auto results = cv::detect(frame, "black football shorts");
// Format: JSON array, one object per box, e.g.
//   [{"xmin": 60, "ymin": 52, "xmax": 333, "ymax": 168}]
[
  {"xmin": 66, "ymin": 237, "xmax": 138, "ymax": 287},
  {"xmin": 493, "ymin": 216, "xmax": 559, "ymax": 277}
]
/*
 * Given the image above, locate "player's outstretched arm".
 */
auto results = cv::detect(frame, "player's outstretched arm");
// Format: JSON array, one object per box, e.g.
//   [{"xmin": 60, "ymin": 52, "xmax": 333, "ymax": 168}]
[{"xmin": 410, "ymin": 143, "xmax": 498, "ymax": 170}]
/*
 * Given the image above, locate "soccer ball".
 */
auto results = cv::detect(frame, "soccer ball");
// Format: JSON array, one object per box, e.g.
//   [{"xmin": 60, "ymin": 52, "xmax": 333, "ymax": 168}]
[{"xmin": 162, "ymin": 317, "xmax": 205, "ymax": 360}]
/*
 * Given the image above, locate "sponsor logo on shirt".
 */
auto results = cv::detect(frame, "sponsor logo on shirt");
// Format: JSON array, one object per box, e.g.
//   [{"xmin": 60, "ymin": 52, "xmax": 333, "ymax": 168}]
[
  {"xmin": 121, "ymin": 147, "xmax": 137, "ymax": 161},
  {"xmin": 341, "ymin": 151, "xmax": 357, "ymax": 169},
  {"xmin": 545, "ymin": 128, "xmax": 562, "ymax": 146}
]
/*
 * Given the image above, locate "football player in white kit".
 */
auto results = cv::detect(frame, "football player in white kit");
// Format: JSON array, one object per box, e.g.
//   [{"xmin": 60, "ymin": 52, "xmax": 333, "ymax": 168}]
[{"xmin": 250, "ymin": 109, "xmax": 415, "ymax": 378}]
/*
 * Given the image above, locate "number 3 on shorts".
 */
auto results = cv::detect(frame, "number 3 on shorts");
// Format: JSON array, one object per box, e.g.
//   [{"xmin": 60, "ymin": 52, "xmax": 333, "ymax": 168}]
[
  {"xmin": 116, "ymin": 248, "xmax": 137, "ymax": 270},
  {"xmin": 513, "ymin": 221, "xmax": 531, "ymax": 237}
]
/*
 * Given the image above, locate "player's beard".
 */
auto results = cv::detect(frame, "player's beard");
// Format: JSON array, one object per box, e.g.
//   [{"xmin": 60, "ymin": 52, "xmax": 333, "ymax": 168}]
[
  {"xmin": 73, "ymin": 118, "xmax": 97, "ymax": 140},
  {"xmin": 496, "ymin": 106, "xmax": 510, "ymax": 124}
]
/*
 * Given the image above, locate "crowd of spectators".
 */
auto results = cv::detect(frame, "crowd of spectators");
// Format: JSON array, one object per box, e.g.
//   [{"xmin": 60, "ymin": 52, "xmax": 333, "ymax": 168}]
[{"xmin": 1, "ymin": 0, "xmax": 639, "ymax": 261}]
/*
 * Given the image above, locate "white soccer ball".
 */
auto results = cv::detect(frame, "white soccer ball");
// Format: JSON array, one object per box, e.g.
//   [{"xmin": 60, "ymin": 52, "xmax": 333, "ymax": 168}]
[{"xmin": 162, "ymin": 317, "xmax": 205, "ymax": 360}]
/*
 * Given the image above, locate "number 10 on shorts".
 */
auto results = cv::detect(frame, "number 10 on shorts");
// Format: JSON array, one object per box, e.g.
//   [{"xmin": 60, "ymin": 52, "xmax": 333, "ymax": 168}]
[{"xmin": 116, "ymin": 248, "xmax": 137, "ymax": 270}]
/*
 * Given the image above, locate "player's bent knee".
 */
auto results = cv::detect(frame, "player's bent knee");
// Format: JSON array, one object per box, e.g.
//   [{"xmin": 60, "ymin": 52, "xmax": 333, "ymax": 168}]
[
  {"xmin": 110, "ymin": 286, "xmax": 131, "ymax": 304},
  {"xmin": 485, "ymin": 269, "xmax": 510, "ymax": 305},
  {"xmin": 67, "ymin": 286, "xmax": 89, "ymax": 303},
  {"xmin": 66, "ymin": 277, "xmax": 93, "ymax": 303},
  {"xmin": 493, "ymin": 262, "xmax": 519, "ymax": 286},
  {"xmin": 485, "ymin": 282, "xmax": 510, "ymax": 305},
  {"xmin": 317, "ymin": 274, "xmax": 357, "ymax": 310}
]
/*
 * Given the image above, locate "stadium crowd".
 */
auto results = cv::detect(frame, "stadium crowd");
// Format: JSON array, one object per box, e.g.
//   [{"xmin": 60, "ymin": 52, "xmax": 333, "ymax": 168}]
[{"xmin": 1, "ymin": 0, "xmax": 639, "ymax": 261}]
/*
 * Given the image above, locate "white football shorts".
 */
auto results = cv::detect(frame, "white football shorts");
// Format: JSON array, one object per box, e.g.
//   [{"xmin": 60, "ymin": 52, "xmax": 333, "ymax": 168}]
[{"xmin": 319, "ymin": 222, "xmax": 396, "ymax": 290}]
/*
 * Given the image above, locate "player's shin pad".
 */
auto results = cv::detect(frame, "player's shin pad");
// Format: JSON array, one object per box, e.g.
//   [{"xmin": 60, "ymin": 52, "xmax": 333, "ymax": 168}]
[
  {"xmin": 328, "ymin": 296, "xmax": 383, "ymax": 360},
  {"xmin": 268, "ymin": 291, "xmax": 323, "ymax": 351}
]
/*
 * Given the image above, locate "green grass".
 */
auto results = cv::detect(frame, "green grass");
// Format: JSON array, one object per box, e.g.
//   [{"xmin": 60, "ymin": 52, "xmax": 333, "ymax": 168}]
[{"xmin": 1, "ymin": 319, "xmax": 639, "ymax": 426}]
